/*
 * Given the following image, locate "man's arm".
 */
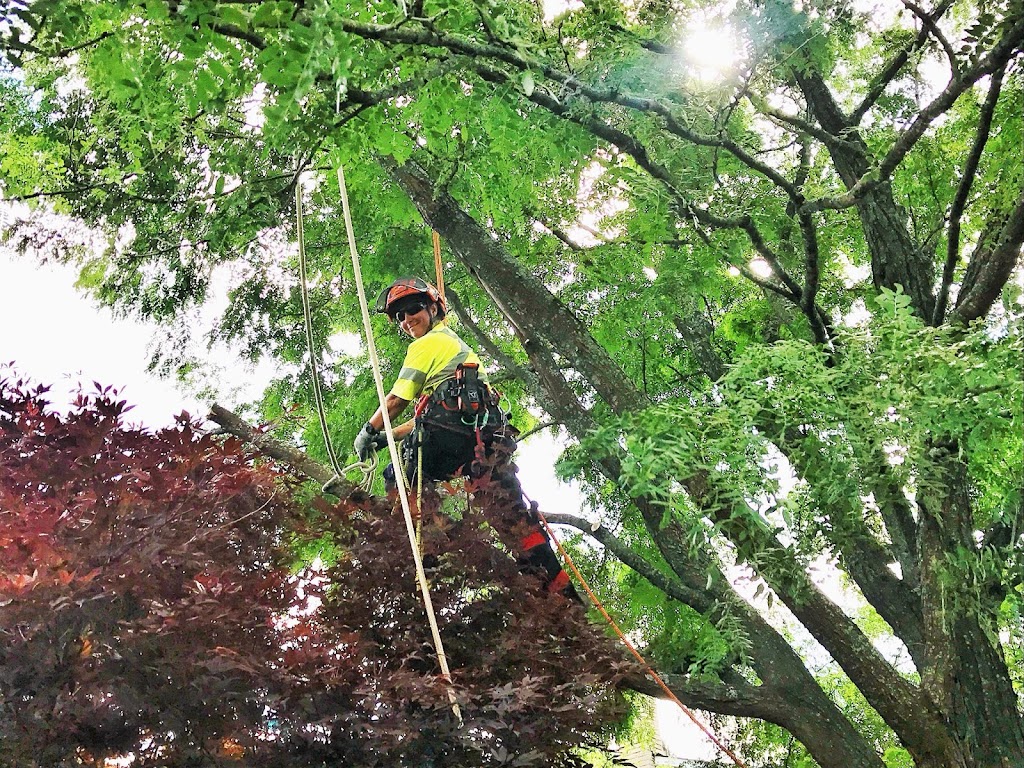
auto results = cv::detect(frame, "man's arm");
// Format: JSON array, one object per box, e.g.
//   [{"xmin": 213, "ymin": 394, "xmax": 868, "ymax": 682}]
[{"xmin": 368, "ymin": 394, "xmax": 414, "ymax": 439}]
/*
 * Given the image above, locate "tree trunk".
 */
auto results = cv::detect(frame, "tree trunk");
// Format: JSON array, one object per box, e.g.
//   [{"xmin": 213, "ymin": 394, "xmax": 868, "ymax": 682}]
[
  {"xmin": 796, "ymin": 71, "xmax": 937, "ymax": 321},
  {"xmin": 384, "ymin": 157, "xmax": 648, "ymax": 416},
  {"xmin": 917, "ymin": 451, "xmax": 1024, "ymax": 768}
]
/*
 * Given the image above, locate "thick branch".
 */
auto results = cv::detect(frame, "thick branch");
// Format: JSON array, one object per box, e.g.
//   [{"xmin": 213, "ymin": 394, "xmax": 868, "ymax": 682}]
[
  {"xmin": 804, "ymin": 14, "xmax": 1024, "ymax": 214},
  {"xmin": 878, "ymin": 19, "xmax": 1023, "ymax": 181},
  {"xmin": 933, "ymin": 62, "xmax": 1007, "ymax": 325},
  {"xmin": 619, "ymin": 670, "xmax": 776, "ymax": 719},
  {"xmin": 446, "ymin": 288, "xmax": 542, "ymax": 395},
  {"xmin": 952, "ymin": 188, "xmax": 1024, "ymax": 324},
  {"xmin": 207, "ymin": 404, "xmax": 351, "ymax": 494},
  {"xmin": 851, "ymin": 0, "xmax": 956, "ymax": 123},
  {"xmin": 387, "ymin": 156, "xmax": 646, "ymax": 416},
  {"xmin": 670, "ymin": 310, "xmax": 726, "ymax": 382},
  {"xmin": 795, "ymin": 69, "xmax": 937, "ymax": 319},
  {"xmin": 696, "ymin": 489, "xmax": 952, "ymax": 760},
  {"xmin": 798, "ymin": 209, "xmax": 826, "ymax": 344}
]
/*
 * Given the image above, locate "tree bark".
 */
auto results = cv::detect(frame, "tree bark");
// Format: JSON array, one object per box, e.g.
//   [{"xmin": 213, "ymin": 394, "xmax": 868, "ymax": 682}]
[
  {"xmin": 669, "ymin": 308, "xmax": 927, "ymax": 663},
  {"xmin": 917, "ymin": 449, "xmax": 1024, "ymax": 767},
  {"xmin": 796, "ymin": 71, "xmax": 937, "ymax": 321},
  {"xmin": 952, "ymin": 189, "xmax": 1024, "ymax": 325},
  {"xmin": 384, "ymin": 157, "xmax": 648, "ymax": 416},
  {"xmin": 207, "ymin": 404, "xmax": 352, "ymax": 494}
]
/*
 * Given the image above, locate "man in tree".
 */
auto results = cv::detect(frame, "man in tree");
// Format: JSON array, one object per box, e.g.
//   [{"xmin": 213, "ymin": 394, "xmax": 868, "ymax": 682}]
[{"xmin": 353, "ymin": 277, "xmax": 579, "ymax": 600}]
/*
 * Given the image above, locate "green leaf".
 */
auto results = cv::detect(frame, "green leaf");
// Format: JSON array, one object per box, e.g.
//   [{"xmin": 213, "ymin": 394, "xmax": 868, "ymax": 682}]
[{"xmin": 521, "ymin": 72, "xmax": 535, "ymax": 97}]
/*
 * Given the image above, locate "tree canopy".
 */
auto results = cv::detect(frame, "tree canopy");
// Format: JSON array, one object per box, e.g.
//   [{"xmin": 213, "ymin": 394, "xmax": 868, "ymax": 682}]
[{"xmin": 1, "ymin": 0, "xmax": 1023, "ymax": 766}]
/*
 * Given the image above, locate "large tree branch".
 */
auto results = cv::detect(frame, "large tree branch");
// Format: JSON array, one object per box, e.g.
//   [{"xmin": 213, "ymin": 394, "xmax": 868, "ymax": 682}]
[
  {"xmin": 763, "ymin": 427, "xmax": 926, "ymax": 667},
  {"xmin": 798, "ymin": 209, "xmax": 826, "ymax": 345},
  {"xmin": 641, "ymin": 512, "xmax": 889, "ymax": 768},
  {"xmin": 671, "ymin": 310, "xmax": 727, "ymax": 382},
  {"xmin": 934, "ymin": 62, "xmax": 1008, "ymax": 325},
  {"xmin": 803, "ymin": 14, "xmax": 1024, "ymax": 214},
  {"xmin": 951, "ymin": 188, "xmax": 1024, "ymax": 324},
  {"xmin": 445, "ymin": 288, "xmax": 542, "ymax": 395},
  {"xmin": 676, "ymin": 327, "xmax": 923, "ymax": 655},
  {"xmin": 794, "ymin": 69, "xmax": 937, "ymax": 320},
  {"xmin": 387, "ymin": 156, "xmax": 647, "ymax": 415},
  {"xmin": 207, "ymin": 404, "xmax": 353, "ymax": 494},
  {"xmin": 694, "ymin": 486, "xmax": 953, "ymax": 761},
  {"xmin": 850, "ymin": 0, "xmax": 956, "ymax": 123},
  {"xmin": 550, "ymin": 486, "xmax": 888, "ymax": 765},
  {"xmin": 620, "ymin": 670, "xmax": 780, "ymax": 719}
]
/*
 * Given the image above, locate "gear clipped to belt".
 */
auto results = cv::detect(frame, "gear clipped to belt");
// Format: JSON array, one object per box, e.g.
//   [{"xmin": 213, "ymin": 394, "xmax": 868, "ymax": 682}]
[{"xmin": 432, "ymin": 363, "xmax": 495, "ymax": 417}]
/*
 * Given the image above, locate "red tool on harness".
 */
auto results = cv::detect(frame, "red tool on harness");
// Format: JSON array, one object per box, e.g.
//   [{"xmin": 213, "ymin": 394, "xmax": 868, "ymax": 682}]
[{"xmin": 455, "ymin": 362, "xmax": 483, "ymax": 415}]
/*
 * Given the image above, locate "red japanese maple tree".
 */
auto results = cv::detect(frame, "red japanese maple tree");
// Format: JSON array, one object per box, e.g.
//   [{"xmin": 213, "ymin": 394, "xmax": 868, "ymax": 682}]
[{"xmin": 0, "ymin": 376, "xmax": 629, "ymax": 768}]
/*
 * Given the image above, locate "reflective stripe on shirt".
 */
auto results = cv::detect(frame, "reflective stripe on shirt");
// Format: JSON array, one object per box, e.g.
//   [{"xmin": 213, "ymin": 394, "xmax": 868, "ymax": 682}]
[{"xmin": 389, "ymin": 323, "xmax": 487, "ymax": 401}]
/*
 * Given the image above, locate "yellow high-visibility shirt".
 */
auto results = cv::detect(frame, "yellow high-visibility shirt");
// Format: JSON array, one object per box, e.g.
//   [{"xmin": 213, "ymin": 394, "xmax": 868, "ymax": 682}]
[{"xmin": 389, "ymin": 323, "xmax": 487, "ymax": 401}]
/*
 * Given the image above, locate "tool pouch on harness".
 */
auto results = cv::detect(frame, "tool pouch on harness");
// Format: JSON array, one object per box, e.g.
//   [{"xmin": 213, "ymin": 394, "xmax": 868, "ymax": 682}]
[{"xmin": 432, "ymin": 363, "xmax": 494, "ymax": 417}]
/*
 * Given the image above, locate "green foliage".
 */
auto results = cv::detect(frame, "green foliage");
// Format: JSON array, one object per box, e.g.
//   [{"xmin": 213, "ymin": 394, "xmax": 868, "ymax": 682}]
[
  {"xmin": 605, "ymin": 299, "xmax": 1022, "ymax": 565},
  {"xmin": 3, "ymin": 0, "xmax": 1024, "ymax": 764}
]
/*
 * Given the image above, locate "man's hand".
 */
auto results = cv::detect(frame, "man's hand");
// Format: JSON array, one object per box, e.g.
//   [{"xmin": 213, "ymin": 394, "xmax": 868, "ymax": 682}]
[{"xmin": 354, "ymin": 422, "xmax": 388, "ymax": 461}]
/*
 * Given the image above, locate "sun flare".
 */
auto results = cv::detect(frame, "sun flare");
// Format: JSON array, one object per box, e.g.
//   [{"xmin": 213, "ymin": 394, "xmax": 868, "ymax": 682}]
[{"xmin": 683, "ymin": 22, "xmax": 740, "ymax": 80}]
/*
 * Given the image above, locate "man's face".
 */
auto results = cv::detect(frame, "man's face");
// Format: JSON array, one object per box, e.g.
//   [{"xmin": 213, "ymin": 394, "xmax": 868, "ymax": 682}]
[{"xmin": 393, "ymin": 300, "xmax": 434, "ymax": 339}]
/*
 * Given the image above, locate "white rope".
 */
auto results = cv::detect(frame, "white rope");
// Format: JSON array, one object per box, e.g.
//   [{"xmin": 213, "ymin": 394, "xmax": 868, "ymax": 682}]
[
  {"xmin": 296, "ymin": 181, "xmax": 344, "ymax": 475},
  {"xmin": 336, "ymin": 166, "xmax": 463, "ymax": 726},
  {"xmin": 327, "ymin": 453, "xmax": 378, "ymax": 495}
]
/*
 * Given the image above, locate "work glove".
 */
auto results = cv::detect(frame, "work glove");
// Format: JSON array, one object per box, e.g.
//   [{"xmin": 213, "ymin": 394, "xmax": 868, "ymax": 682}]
[{"xmin": 354, "ymin": 422, "xmax": 387, "ymax": 461}]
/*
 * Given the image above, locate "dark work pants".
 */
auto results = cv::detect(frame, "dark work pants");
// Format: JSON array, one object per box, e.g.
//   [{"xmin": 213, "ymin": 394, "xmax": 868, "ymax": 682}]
[{"xmin": 383, "ymin": 404, "xmax": 580, "ymax": 602}]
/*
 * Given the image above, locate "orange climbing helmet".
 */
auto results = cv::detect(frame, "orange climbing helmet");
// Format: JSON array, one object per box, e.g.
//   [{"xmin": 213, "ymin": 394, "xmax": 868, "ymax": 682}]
[{"xmin": 375, "ymin": 277, "xmax": 447, "ymax": 318}]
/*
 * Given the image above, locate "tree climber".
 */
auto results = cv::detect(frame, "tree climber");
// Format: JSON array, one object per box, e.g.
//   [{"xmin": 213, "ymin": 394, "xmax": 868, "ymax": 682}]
[{"xmin": 353, "ymin": 277, "xmax": 580, "ymax": 601}]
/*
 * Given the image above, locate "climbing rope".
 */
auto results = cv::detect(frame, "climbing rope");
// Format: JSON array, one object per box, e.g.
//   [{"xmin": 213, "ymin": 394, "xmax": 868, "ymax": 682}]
[
  {"xmin": 339, "ymin": 453, "xmax": 379, "ymax": 494},
  {"xmin": 530, "ymin": 502, "xmax": 750, "ymax": 768},
  {"xmin": 416, "ymin": 437, "xmax": 425, "ymax": 548},
  {"xmin": 337, "ymin": 165, "xmax": 463, "ymax": 726},
  {"xmin": 295, "ymin": 182, "xmax": 344, "ymax": 477}
]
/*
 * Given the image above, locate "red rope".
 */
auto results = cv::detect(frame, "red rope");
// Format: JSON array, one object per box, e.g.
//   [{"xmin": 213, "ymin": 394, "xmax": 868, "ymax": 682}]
[
  {"xmin": 533, "ymin": 506, "xmax": 750, "ymax": 768},
  {"xmin": 432, "ymin": 230, "xmax": 445, "ymax": 303}
]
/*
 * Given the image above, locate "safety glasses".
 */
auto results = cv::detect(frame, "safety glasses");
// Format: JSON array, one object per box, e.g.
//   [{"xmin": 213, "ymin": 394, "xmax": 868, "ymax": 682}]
[{"xmin": 392, "ymin": 302, "xmax": 428, "ymax": 323}]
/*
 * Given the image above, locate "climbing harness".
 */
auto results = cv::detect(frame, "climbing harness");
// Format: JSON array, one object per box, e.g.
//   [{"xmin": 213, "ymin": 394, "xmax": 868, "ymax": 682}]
[
  {"xmin": 337, "ymin": 165, "xmax": 463, "ymax": 726},
  {"xmin": 530, "ymin": 501, "xmax": 750, "ymax": 768}
]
